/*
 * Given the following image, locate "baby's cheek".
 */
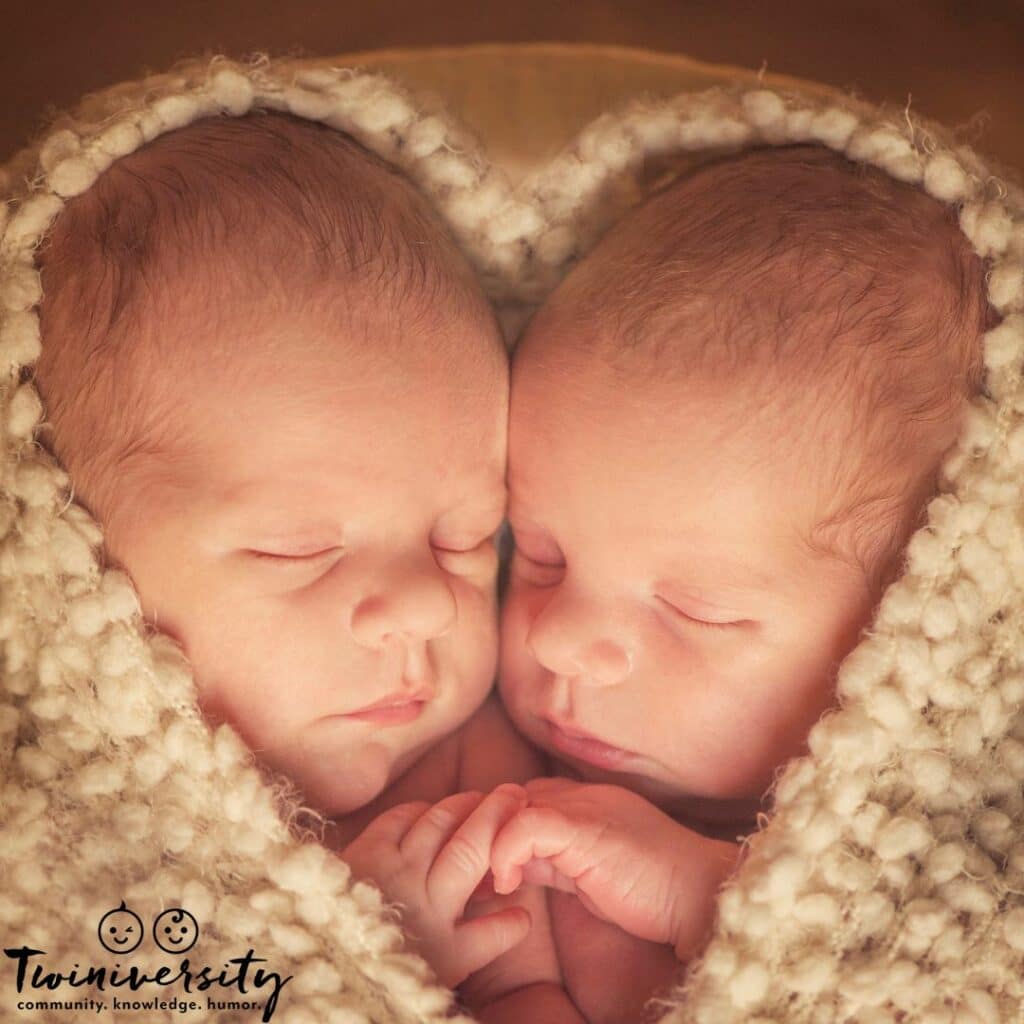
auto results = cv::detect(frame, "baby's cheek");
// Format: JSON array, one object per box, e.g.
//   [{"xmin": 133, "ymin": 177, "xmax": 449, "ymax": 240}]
[
  {"xmin": 450, "ymin": 575, "xmax": 500, "ymax": 688},
  {"xmin": 497, "ymin": 584, "xmax": 541, "ymax": 703},
  {"xmin": 505, "ymin": 578, "xmax": 553, "ymax": 643}
]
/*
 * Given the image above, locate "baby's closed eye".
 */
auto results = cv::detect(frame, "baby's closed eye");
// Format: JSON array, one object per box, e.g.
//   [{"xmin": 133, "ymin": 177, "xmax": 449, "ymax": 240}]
[
  {"xmin": 510, "ymin": 548, "xmax": 565, "ymax": 587},
  {"xmin": 430, "ymin": 501, "xmax": 506, "ymax": 579},
  {"xmin": 245, "ymin": 545, "xmax": 344, "ymax": 562},
  {"xmin": 653, "ymin": 594, "xmax": 752, "ymax": 632},
  {"xmin": 507, "ymin": 524, "xmax": 565, "ymax": 587},
  {"xmin": 237, "ymin": 546, "xmax": 346, "ymax": 592},
  {"xmin": 431, "ymin": 533, "xmax": 500, "ymax": 578}
]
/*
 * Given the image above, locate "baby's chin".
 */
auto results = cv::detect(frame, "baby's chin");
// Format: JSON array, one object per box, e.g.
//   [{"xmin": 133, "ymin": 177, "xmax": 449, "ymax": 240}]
[
  {"xmin": 289, "ymin": 739, "xmax": 394, "ymax": 818},
  {"xmin": 505, "ymin": 702, "xmax": 676, "ymax": 798},
  {"xmin": 548, "ymin": 751, "xmax": 681, "ymax": 804}
]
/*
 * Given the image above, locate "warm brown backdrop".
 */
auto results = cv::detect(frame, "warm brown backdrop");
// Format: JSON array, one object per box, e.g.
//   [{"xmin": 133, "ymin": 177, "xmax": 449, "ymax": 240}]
[{"xmin": 3, "ymin": 1, "xmax": 1022, "ymax": 174}]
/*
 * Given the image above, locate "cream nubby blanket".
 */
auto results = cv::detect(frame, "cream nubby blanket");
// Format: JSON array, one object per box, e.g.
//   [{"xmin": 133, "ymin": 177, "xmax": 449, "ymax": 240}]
[{"xmin": 1, "ymin": 52, "xmax": 1023, "ymax": 1024}]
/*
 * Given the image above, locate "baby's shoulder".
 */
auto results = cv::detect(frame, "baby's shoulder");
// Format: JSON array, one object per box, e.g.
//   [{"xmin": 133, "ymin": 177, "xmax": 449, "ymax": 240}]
[{"xmin": 455, "ymin": 694, "xmax": 549, "ymax": 791}]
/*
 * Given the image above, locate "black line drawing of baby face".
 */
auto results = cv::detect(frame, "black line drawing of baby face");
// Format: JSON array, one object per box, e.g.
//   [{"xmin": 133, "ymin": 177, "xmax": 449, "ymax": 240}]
[
  {"xmin": 97, "ymin": 901, "xmax": 144, "ymax": 955},
  {"xmin": 152, "ymin": 907, "xmax": 199, "ymax": 954}
]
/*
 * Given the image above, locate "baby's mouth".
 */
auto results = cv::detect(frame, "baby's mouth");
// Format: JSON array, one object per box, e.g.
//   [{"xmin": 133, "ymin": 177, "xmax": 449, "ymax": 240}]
[
  {"xmin": 542, "ymin": 715, "xmax": 635, "ymax": 770},
  {"xmin": 343, "ymin": 688, "xmax": 431, "ymax": 726}
]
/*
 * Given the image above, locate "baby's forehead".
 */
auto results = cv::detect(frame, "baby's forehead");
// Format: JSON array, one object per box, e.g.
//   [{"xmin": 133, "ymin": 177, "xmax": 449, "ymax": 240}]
[
  {"xmin": 510, "ymin": 290, "xmax": 945, "ymax": 594},
  {"xmin": 101, "ymin": 319, "xmax": 509, "ymax": 536},
  {"xmin": 129, "ymin": 295, "xmax": 507, "ymax": 449}
]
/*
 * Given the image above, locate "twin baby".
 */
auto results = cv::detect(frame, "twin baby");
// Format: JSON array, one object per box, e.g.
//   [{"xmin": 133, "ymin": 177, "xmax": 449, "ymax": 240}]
[{"xmin": 33, "ymin": 109, "xmax": 988, "ymax": 1023}]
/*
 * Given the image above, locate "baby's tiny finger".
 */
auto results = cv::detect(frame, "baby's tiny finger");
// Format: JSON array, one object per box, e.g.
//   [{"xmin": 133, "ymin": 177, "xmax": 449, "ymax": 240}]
[
  {"xmin": 523, "ymin": 776, "xmax": 580, "ymax": 799},
  {"xmin": 399, "ymin": 791, "xmax": 485, "ymax": 865},
  {"xmin": 351, "ymin": 801, "xmax": 432, "ymax": 849},
  {"xmin": 518, "ymin": 859, "xmax": 576, "ymax": 893},
  {"xmin": 491, "ymin": 806, "xmax": 576, "ymax": 894},
  {"xmin": 428, "ymin": 784, "xmax": 527, "ymax": 911},
  {"xmin": 451, "ymin": 906, "xmax": 531, "ymax": 982}
]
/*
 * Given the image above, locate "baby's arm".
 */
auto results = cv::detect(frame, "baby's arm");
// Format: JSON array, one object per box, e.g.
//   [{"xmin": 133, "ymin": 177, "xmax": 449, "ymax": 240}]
[
  {"xmin": 491, "ymin": 778, "xmax": 742, "ymax": 962},
  {"xmin": 452, "ymin": 698, "xmax": 585, "ymax": 1022},
  {"xmin": 340, "ymin": 784, "xmax": 532, "ymax": 989}
]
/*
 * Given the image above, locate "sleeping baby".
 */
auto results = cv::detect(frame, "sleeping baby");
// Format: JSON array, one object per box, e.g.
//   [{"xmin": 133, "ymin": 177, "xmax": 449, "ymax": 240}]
[
  {"xmin": 31, "ymin": 108, "xmax": 561, "ymax": 1013},
  {"xmin": 492, "ymin": 144, "xmax": 991, "ymax": 1022}
]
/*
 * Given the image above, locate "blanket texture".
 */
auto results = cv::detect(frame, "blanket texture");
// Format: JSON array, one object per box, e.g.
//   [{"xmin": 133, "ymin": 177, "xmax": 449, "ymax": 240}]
[{"xmin": 1, "ymin": 51, "xmax": 1023, "ymax": 1024}]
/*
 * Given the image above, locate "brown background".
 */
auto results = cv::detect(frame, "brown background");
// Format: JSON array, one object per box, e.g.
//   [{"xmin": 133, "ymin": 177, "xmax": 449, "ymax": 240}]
[{"xmin": 3, "ymin": 1, "xmax": 1023, "ymax": 173}]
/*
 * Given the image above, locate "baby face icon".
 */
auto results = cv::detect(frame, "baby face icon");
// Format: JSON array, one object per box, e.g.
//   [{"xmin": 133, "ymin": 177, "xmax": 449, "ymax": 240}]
[
  {"xmin": 97, "ymin": 901, "xmax": 143, "ymax": 955},
  {"xmin": 152, "ymin": 908, "xmax": 200, "ymax": 954}
]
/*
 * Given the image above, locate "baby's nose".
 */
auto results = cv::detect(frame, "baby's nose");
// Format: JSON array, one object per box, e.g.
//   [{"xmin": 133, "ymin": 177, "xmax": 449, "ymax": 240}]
[
  {"xmin": 349, "ymin": 572, "xmax": 457, "ymax": 648},
  {"xmin": 535, "ymin": 637, "xmax": 632, "ymax": 688}
]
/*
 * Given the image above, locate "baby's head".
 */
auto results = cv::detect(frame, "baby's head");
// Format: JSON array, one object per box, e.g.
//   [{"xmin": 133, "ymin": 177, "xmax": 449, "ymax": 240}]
[
  {"xmin": 35, "ymin": 110, "xmax": 508, "ymax": 816},
  {"xmin": 501, "ymin": 144, "xmax": 989, "ymax": 832}
]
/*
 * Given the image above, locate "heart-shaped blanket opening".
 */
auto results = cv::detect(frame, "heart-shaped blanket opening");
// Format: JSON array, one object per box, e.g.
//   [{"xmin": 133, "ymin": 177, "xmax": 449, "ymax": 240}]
[{"xmin": 1, "ymin": 52, "xmax": 1022, "ymax": 1023}]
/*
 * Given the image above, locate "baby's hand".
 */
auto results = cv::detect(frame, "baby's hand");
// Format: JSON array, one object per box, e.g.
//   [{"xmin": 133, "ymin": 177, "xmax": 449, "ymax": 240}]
[
  {"xmin": 341, "ymin": 784, "xmax": 532, "ymax": 988},
  {"xmin": 491, "ymin": 778, "xmax": 741, "ymax": 960}
]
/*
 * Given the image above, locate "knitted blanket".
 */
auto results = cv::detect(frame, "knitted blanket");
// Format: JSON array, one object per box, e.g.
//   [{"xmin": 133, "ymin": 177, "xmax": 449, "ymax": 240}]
[{"xmin": 1, "ymin": 52, "xmax": 1022, "ymax": 1024}]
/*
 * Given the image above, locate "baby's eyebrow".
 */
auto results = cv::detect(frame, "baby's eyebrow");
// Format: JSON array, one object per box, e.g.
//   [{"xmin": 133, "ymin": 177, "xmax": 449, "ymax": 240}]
[
  {"xmin": 475, "ymin": 499, "xmax": 511, "ymax": 528},
  {"xmin": 662, "ymin": 580, "xmax": 770, "ymax": 604},
  {"xmin": 660, "ymin": 552, "xmax": 777, "ymax": 593},
  {"xmin": 210, "ymin": 496, "xmax": 342, "ymax": 538}
]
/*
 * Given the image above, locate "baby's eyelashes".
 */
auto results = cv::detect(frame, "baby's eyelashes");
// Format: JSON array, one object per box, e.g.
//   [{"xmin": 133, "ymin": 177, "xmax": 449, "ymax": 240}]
[
  {"xmin": 431, "ymin": 535, "xmax": 500, "ymax": 578},
  {"xmin": 238, "ymin": 535, "xmax": 499, "ymax": 584},
  {"xmin": 236, "ymin": 546, "xmax": 346, "ymax": 594},
  {"xmin": 507, "ymin": 524, "xmax": 566, "ymax": 587},
  {"xmin": 510, "ymin": 549, "xmax": 565, "ymax": 588},
  {"xmin": 245, "ymin": 545, "xmax": 344, "ymax": 563},
  {"xmin": 653, "ymin": 595, "xmax": 751, "ymax": 633}
]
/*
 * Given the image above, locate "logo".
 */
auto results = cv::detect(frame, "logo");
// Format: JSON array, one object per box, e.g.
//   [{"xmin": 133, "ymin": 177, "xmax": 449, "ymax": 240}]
[
  {"xmin": 5, "ymin": 900, "xmax": 293, "ymax": 1021},
  {"xmin": 97, "ymin": 902, "xmax": 143, "ymax": 956},
  {"xmin": 152, "ymin": 909, "xmax": 199, "ymax": 955}
]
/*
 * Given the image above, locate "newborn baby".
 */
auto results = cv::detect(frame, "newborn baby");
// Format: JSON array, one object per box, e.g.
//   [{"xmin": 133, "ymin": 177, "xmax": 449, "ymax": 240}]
[
  {"xmin": 494, "ymin": 144, "xmax": 990, "ymax": 1022},
  {"xmin": 32, "ymin": 109, "xmax": 555, "ymax": 1010}
]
